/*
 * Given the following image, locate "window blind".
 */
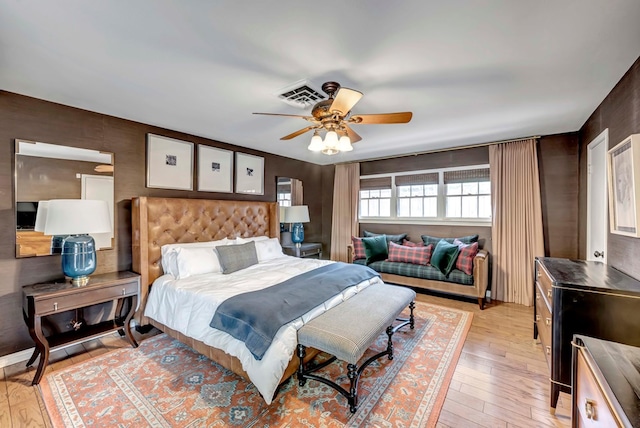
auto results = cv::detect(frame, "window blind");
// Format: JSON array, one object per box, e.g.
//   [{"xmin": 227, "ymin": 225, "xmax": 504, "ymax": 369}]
[
  {"xmin": 360, "ymin": 177, "xmax": 392, "ymax": 190},
  {"xmin": 443, "ymin": 168, "xmax": 490, "ymax": 184},
  {"xmin": 395, "ymin": 172, "xmax": 439, "ymax": 186}
]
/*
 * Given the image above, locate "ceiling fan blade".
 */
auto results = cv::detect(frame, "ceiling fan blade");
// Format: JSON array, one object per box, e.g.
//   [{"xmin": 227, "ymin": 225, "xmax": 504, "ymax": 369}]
[
  {"xmin": 349, "ymin": 112, "xmax": 413, "ymax": 124},
  {"xmin": 329, "ymin": 88, "xmax": 363, "ymax": 115},
  {"xmin": 342, "ymin": 124, "xmax": 362, "ymax": 143},
  {"xmin": 280, "ymin": 126, "xmax": 316, "ymax": 140},
  {"xmin": 253, "ymin": 112, "xmax": 314, "ymax": 119}
]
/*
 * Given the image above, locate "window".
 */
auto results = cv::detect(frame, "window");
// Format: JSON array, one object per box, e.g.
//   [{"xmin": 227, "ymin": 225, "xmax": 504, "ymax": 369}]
[
  {"xmin": 444, "ymin": 168, "xmax": 491, "ymax": 218},
  {"xmin": 359, "ymin": 177, "xmax": 392, "ymax": 217},
  {"xmin": 277, "ymin": 191, "xmax": 291, "ymax": 207},
  {"xmin": 359, "ymin": 165, "xmax": 491, "ymax": 223}
]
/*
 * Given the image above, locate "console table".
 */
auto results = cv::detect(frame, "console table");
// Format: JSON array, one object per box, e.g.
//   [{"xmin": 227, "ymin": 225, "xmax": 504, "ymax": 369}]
[
  {"xmin": 22, "ymin": 271, "xmax": 140, "ymax": 385},
  {"xmin": 533, "ymin": 257, "xmax": 640, "ymax": 413}
]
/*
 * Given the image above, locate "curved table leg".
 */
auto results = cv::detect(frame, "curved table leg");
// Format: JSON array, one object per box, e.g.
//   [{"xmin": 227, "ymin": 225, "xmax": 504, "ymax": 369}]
[
  {"xmin": 31, "ymin": 316, "xmax": 50, "ymax": 385},
  {"xmin": 123, "ymin": 296, "xmax": 139, "ymax": 348}
]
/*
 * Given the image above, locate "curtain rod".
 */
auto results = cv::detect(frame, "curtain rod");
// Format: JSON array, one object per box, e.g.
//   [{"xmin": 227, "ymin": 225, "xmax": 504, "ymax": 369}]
[{"xmin": 337, "ymin": 135, "xmax": 541, "ymax": 165}]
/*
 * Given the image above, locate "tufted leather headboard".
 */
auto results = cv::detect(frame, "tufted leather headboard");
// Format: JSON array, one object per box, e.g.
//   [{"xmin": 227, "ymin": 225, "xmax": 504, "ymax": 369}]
[{"xmin": 131, "ymin": 196, "xmax": 279, "ymax": 323}]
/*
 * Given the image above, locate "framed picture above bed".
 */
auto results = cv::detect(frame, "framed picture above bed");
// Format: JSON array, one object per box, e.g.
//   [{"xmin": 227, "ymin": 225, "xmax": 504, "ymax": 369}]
[
  {"xmin": 235, "ymin": 152, "xmax": 264, "ymax": 195},
  {"xmin": 146, "ymin": 134, "xmax": 194, "ymax": 191},
  {"xmin": 608, "ymin": 134, "xmax": 640, "ymax": 237},
  {"xmin": 198, "ymin": 145, "xmax": 233, "ymax": 193}
]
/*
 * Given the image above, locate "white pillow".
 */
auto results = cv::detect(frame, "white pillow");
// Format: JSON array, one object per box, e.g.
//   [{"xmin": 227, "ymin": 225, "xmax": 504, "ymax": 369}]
[
  {"xmin": 254, "ymin": 238, "xmax": 284, "ymax": 262},
  {"xmin": 161, "ymin": 238, "xmax": 229, "ymax": 277},
  {"xmin": 234, "ymin": 236, "xmax": 270, "ymax": 244},
  {"xmin": 175, "ymin": 247, "xmax": 222, "ymax": 279}
]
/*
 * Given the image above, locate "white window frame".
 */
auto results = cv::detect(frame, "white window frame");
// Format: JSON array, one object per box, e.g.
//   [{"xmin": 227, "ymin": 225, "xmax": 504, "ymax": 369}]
[{"xmin": 359, "ymin": 164, "xmax": 492, "ymax": 226}]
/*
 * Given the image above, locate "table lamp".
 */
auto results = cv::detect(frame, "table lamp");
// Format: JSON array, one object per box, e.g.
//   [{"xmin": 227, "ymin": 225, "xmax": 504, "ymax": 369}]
[
  {"xmin": 285, "ymin": 205, "xmax": 309, "ymax": 247},
  {"xmin": 37, "ymin": 199, "xmax": 112, "ymax": 286}
]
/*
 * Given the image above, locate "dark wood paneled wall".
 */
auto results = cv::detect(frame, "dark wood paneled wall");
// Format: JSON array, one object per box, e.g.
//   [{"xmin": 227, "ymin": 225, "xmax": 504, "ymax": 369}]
[
  {"xmin": 0, "ymin": 91, "xmax": 324, "ymax": 357},
  {"xmin": 579, "ymin": 55, "xmax": 640, "ymax": 279},
  {"xmin": 538, "ymin": 133, "xmax": 580, "ymax": 259}
]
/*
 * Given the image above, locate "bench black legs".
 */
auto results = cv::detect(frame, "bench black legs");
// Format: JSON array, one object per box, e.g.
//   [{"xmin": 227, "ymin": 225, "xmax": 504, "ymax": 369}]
[{"xmin": 297, "ymin": 302, "xmax": 415, "ymax": 413}]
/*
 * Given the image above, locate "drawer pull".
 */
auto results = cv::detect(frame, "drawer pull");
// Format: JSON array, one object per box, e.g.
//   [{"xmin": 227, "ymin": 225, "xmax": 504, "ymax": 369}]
[
  {"xmin": 536, "ymin": 292, "xmax": 540, "ymax": 300},
  {"xmin": 537, "ymin": 271, "xmax": 541, "ymax": 278},
  {"xmin": 53, "ymin": 302, "xmax": 58, "ymax": 311},
  {"xmin": 535, "ymin": 315, "xmax": 541, "ymax": 322},
  {"xmin": 547, "ymin": 289, "xmax": 552, "ymax": 299},
  {"xmin": 545, "ymin": 346, "xmax": 551, "ymax": 355},
  {"xmin": 122, "ymin": 288, "xmax": 126, "ymax": 296},
  {"xmin": 545, "ymin": 317, "xmax": 551, "ymax": 326},
  {"xmin": 584, "ymin": 398, "xmax": 597, "ymax": 420}
]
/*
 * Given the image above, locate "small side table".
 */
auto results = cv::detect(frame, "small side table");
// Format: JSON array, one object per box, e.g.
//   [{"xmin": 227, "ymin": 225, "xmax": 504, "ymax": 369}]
[
  {"xmin": 22, "ymin": 271, "xmax": 140, "ymax": 385},
  {"xmin": 282, "ymin": 242, "xmax": 323, "ymax": 259}
]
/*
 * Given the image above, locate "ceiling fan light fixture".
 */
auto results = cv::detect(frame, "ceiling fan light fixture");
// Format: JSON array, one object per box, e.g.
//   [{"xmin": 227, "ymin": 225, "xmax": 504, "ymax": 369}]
[
  {"xmin": 337, "ymin": 135, "xmax": 353, "ymax": 152},
  {"xmin": 308, "ymin": 131, "xmax": 323, "ymax": 151}
]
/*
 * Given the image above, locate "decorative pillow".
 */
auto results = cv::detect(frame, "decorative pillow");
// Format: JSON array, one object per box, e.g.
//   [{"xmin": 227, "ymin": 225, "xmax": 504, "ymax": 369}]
[
  {"xmin": 421, "ymin": 234, "xmax": 479, "ymax": 246},
  {"xmin": 402, "ymin": 239, "xmax": 424, "ymax": 247},
  {"xmin": 362, "ymin": 235, "xmax": 389, "ymax": 265},
  {"xmin": 454, "ymin": 239, "xmax": 479, "ymax": 275},
  {"xmin": 161, "ymin": 238, "xmax": 229, "ymax": 277},
  {"xmin": 233, "ymin": 236, "xmax": 270, "ymax": 244},
  {"xmin": 254, "ymin": 238, "xmax": 284, "ymax": 262},
  {"xmin": 363, "ymin": 230, "xmax": 408, "ymax": 245},
  {"xmin": 351, "ymin": 236, "xmax": 366, "ymax": 260},
  {"xmin": 430, "ymin": 240, "xmax": 461, "ymax": 277},
  {"xmin": 388, "ymin": 241, "xmax": 433, "ymax": 265},
  {"xmin": 175, "ymin": 247, "xmax": 222, "ymax": 279},
  {"xmin": 216, "ymin": 241, "xmax": 259, "ymax": 274}
]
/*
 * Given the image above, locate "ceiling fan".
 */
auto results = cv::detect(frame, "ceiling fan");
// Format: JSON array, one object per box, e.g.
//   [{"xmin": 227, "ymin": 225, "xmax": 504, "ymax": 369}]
[{"xmin": 253, "ymin": 81, "xmax": 413, "ymax": 155}]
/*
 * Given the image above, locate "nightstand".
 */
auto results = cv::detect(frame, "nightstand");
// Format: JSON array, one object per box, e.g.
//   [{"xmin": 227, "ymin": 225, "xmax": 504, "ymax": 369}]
[
  {"xmin": 282, "ymin": 242, "xmax": 323, "ymax": 259},
  {"xmin": 22, "ymin": 271, "xmax": 140, "ymax": 385}
]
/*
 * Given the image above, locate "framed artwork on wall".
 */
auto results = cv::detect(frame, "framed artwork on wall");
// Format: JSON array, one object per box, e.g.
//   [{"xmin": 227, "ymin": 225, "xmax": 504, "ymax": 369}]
[
  {"xmin": 198, "ymin": 145, "xmax": 233, "ymax": 192},
  {"xmin": 235, "ymin": 152, "xmax": 264, "ymax": 195},
  {"xmin": 146, "ymin": 134, "xmax": 193, "ymax": 190},
  {"xmin": 608, "ymin": 134, "xmax": 640, "ymax": 237}
]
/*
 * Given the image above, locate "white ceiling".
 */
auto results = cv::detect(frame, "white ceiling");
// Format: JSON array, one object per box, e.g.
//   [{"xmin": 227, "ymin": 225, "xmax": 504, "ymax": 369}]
[{"xmin": 1, "ymin": 1, "xmax": 639, "ymax": 165}]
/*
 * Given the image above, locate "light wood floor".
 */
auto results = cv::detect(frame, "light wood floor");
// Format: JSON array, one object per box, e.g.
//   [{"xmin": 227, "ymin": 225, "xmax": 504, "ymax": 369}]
[{"xmin": 0, "ymin": 293, "xmax": 571, "ymax": 427}]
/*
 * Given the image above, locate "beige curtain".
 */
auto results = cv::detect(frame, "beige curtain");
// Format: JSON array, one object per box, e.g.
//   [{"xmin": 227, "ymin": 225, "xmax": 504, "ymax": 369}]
[
  {"xmin": 330, "ymin": 163, "xmax": 360, "ymax": 261},
  {"xmin": 290, "ymin": 178, "xmax": 304, "ymax": 206},
  {"xmin": 489, "ymin": 139, "xmax": 544, "ymax": 306}
]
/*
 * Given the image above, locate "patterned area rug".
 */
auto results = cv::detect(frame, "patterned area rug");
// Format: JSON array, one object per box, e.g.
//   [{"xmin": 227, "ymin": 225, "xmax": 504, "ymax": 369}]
[{"xmin": 40, "ymin": 302, "xmax": 472, "ymax": 427}]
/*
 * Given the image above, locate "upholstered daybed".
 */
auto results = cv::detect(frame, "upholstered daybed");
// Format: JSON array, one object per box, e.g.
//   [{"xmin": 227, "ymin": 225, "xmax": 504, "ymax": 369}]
[{"xmin": 348, "ymin": 233, "xmax": 490, "ymax": 309}]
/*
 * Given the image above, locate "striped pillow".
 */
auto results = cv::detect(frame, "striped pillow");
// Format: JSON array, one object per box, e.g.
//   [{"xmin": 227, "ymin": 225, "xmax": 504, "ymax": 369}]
[
  {"xmin": 454, "ymin": 239, "xmax": 479, "ymax": 275},
  {"xmin": 388, "ymin": 241, "xmax": 433, "ymax": 266},
  {"xmin": 351, "ymin": 236, "xmax": 366, "ymax": 260},
  {"xmin": 402, "ymin": 239, "xmax": 424, "ymax": 247}
]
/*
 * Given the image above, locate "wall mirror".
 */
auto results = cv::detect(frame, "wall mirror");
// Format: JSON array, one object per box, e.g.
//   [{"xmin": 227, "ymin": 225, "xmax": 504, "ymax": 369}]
[
  {"xmin": 277, "ymin": 177, "xmax": 303, "ymax": 244},
  {"xmin": 15, "ymin": 140, "xmax": 114, "ymax": 258}
]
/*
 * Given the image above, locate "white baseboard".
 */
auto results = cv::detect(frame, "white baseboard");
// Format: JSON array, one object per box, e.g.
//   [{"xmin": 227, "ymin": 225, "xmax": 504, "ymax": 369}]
[
  {"xmin": 0, "ymin": 330, "xmax": 119, "ymax": 370},
  {"xmin": 0, "ymin": 347, "xmax": 36, "ymax": 369}
]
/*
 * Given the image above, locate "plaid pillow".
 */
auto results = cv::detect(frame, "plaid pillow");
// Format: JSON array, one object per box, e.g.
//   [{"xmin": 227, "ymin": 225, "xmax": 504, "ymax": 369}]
[
  {"xmin": 402, "ymin": 239, "xmax": 424, "ymax": 247},
  {"xmin": 388, "ymin": 241, "xmax": 433, "ymax": 266},
  {"xmin": 351, "ymin": 236, "xmax": 366, "ymax": 260},
  {"xmin": 454, "ymin": 239, "xmax": 479, "ymax": 275}
]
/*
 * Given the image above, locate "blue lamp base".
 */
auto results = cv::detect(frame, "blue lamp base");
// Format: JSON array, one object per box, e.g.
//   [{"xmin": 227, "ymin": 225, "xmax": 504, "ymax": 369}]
[
  {"xmin": 291, "ymin": 223, "xmax": 305, "ymax": 248},
  {"xmin": 61, "ymin": 234, "xmax": 97, "ymax": 286}
]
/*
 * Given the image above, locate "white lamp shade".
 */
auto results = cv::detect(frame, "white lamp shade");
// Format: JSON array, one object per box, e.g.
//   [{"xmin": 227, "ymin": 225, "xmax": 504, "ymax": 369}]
[
  {"xmin": 337, "ymin": 135, "xmax": 353, "ymax": 152},
  {"xmin": 41, "ymin": 199, "xmax": 112, "ymax": 235},
  {"xmin": 308, "ymin": 133, "xmax": 324, "ymax": 151},
  {"xmin": 279, "ymin": 206, "xmax": 286, "ymax": 223},
  {"xmin": 284, "ymin": 205, "xmax": 310, "ymax": 223},
  {"xmin": 34, "ymin": 201, "xmax": 49, "ymax": 232}
]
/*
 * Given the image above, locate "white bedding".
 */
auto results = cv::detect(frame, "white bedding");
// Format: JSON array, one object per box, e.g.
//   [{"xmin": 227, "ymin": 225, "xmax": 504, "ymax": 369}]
[{"xmin": 143, "ymin": 255, "xmax": 383, "ymax": 403}]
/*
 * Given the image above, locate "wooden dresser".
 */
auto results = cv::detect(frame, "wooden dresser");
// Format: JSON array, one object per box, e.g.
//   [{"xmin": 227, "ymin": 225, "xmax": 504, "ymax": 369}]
[
  {"xmin": 533, "ymin": 257, "xmax": 640, "ymax": 413},
  {"xmin": 572, "ymin": 335, "xmax": 639, "ymax": 427}
]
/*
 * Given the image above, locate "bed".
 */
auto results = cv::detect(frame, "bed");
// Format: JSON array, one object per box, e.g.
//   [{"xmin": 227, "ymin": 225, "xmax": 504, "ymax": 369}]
[{"xmin": 131, "ymin": 196, "xmax": 383, "ymax": 403}]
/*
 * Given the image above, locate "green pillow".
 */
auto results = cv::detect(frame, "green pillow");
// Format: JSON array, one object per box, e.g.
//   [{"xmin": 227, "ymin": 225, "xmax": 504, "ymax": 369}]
[
  {"xmin": 431, "ymin": 240, "xmax": 461, "ymax": 277},
  {"xmin": 216, "ymin": 241, "xmax": 258, "ymax": 274},
  {"xmin": 363, "ymin": 230, "xmax": 408, "ymax": 245},
  {"xmin": 362, "ymin": 235, "xmax": 389, "ymax": 265}
]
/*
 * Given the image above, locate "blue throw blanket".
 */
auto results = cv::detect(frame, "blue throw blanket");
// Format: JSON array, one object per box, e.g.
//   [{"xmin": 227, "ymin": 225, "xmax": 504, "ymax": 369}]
[{"xmin": 209, "ymin": 262, "xmax": 380, "ymax": 360}]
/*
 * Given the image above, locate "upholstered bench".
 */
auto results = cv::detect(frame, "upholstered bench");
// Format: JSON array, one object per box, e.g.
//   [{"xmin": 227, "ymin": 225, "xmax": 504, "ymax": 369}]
[{"xmin": 296, "ymin": 283, "xmax": 416, "ymax": 412}]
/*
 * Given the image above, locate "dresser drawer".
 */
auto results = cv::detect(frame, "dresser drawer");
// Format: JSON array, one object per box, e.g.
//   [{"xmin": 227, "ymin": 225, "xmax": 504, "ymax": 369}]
[
  {"xmin": 34, "ymin": 281, "xmax": 139, "ymax": 315},
  {"xmin": 535, "ymin": 282, "xmax": 552, "ymax": 368},
  {"xmin": 300, "ymin": 248, "xmax": 320, "ymax": 257},
  {"xmin": 536, "ymin": 261, "xmax": 554, "ymax": 307},
  {"xmin": 575, "ymin": 348, "xmax": 622, "ymax": 427}
]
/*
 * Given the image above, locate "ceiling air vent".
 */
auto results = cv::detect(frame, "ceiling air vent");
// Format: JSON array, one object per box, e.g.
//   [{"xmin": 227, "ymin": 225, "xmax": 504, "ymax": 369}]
[{"xmin": 276, "ymin": 80, "xmax": 326, "ymax": 109}]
